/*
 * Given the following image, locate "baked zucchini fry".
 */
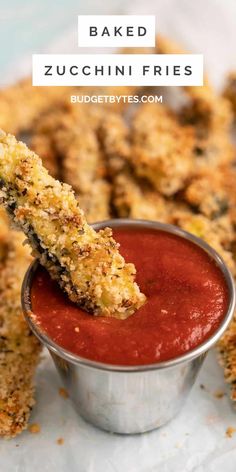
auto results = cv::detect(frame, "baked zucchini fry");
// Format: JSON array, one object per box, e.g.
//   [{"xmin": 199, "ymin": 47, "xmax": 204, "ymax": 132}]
[
  {"xmin": 171, "ymin": 210, "xmax": 236, "ymax": 276},
  {"xmin": 130, "ymin": 103, "xmax": 195, "ymax": 196},
  {"xmin": 58, "ymin": 124, "xmax": 103, "ymax": 194},
  {"xmin": 0, "ymin": 78, "xmax": 70, "ymax": 135},
  {"xmin": 78, "ymin": 180, "xmax": 111, "ymax": 224},
  {"xmin": 223, "ymin": 72, "xmax": 236, "ymax": 117},
  {"xmin": 113, "ymin": 172, "xmax": 171, "ymax": 222},
  {"xmin": 0, "ymin": 130, "xmax": 145, "ymax": 319},
  {"xmin": 0, "ymin": 221, "xmax": 41, "ymax": 438},
  {"xmin": 218, "ymin": 318, "xmax": 236, "ymax": 401},
  {"xmin": 183, "ymin": 169, "xmax": 231, "ymax": 219},
  {"xmin": 30, "ymin": 132, "xmax": 59, "ymax": 178}
]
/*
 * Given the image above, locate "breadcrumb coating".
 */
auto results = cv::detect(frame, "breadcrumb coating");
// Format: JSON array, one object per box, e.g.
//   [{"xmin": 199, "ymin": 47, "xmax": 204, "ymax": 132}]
[
  {"xmin": 0, "ymin": 130, "xmax": 145, "ymax": 318},
  {"xmin": 129, "ymin": 103, "xmax": 195, "ymax": 196},
  {"xmin": 59, "ymin": 125, "xmax": 102, "ymax": 194},
  {"xmin": 0, "ymin": 79, "xmax": 70, "ymax": 135},
  {"xmin": 0, "ymin": 213, "xmax": 41, "ymax": 438},
  {"xmin": 218, "ymin": 319, "xmax": 236, "ymax": 401},
  {"xmin": 156, "ymin": 35, "xmax": 235, "ymax": 168},
  {"xmin": 113, "ymin": 172, "xmax": 171, "ymax": 222},
  {"xmin": 30, "ymin": 133, "xmax": 59, "ymax": 178},
  {"xmin": 223, "ymin": 72, "xmax": 236, "ymax": 122},
  {"xmin": 98, "ymin": 111, "xmax": 130, "ymax": 178},
  {"xmin": 78, "ymin": 180, "xmax": 111, "ymax": 223},
  {"xmin": 180, "ymin": 75, "xmax": 234, "ymax": 168},
  {"xmin": 184, "ymin": 169, "xmax": 231, "ymax": 219},
  {"xmin": 170, "ymin": 210, "xmax": 236, "ymax": 275}
]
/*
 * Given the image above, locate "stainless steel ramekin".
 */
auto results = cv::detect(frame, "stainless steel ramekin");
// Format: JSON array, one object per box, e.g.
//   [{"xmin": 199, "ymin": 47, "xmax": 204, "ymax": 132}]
[{"xmin": 22, "ymin": 220, "xmax": 236, "ymax": 434}]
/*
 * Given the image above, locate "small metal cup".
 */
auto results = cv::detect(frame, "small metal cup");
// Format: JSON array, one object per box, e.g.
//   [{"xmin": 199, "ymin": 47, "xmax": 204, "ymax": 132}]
[{"xmin": 22, "ymin": 220, "xmax": 236, "ymax": 434}]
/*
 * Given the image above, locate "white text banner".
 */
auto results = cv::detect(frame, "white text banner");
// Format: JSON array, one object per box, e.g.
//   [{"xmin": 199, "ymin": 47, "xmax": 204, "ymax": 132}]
[
  {"xmin": 78, "ymin": 15, "xmax": 156, "ymax": 47},
  {"xmin": 32, "ymin": 54, "xmax": 203, "ymax": 87}
]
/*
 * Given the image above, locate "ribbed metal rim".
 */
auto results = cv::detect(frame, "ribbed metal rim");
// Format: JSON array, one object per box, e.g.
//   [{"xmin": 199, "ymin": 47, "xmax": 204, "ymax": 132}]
[{"xmin": 22, "ymin": 219, "xmax": 236, "ymax": 373}]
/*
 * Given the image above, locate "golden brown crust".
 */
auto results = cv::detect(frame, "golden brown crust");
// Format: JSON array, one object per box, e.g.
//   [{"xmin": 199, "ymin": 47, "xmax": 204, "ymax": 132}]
[
  {"xmin": 179, "ymin": 76, "xmax": 234, "ymax": 168},
  {"xmin": 0, "ymin": 130, "xmax": 145, "ymax": 318},
  {"xmin": 223, "ymin": 72, "xmax": 236, "ymax": 117},
  {"xmin": 218, "ymin": 319, "xmax": 236, "ymax": 401},
  {"xmin": 30, "ymin": 133, "xmax": 59, "ymax": 178},
  {"xmin": 0, "ymin": 213, "xmax": 41, "ymax": 438},
  {"xmin": 78, "ymin": 179, "xmax": 111, "ymax": 223},
  {"xmin": 180, "ymin": 87, "xmax": 235, "ymax": 168},
  {"xmin": 170, "ymin": 209, "xmax": 236, "ymax": 275},
  {"xmin": 155, "ymin": 35, "xmax": 235, "ymax": 168},
  {"xmin": 113, "ymin": 172, "xmax": 171, "ymax": 222},
  {"xmin": 59, "ymin": 126, "xmax": 102, "ymax": 194},
  {"xmin": 129, "ymin": 103, "xmax": 195, "ymax": 195},
  {"xmin": 0, "ymin": 79, "xmax": 70, "ymax": 135},
  {"xmin": 183, "ymin": 168, "xmax": 232, "ymax": 219}
]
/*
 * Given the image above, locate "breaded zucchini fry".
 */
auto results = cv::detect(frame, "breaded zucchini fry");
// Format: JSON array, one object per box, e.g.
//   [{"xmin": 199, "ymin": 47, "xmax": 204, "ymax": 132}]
[
  {"xmin": 31, "ymin": 104, "xmax": 120, "ymax": 188},
  {"xmin": 0, "ymin": 78, "xmax": 70, "ymax": 135},
  {"xmin": 0, "ymin": 206, "xmax": 10, "ymax": 249},
  {"xmin": 113, "ymin": 172, "xmax": 171, "ymax": 222},
  {"xmin": 0, "ymin": 131, "xmax": 145, "ymax": 319},
  {"xmin": 30, "ymin": 108, "xmax": 76, "ymax": 179},
  {"xmin": 156, "ymin": 35, "xmax": 234, "ymax": 168},
  {"xmin": 171, "ymin": 210, "xmax": 236, "ymax": 275},
  {"xmin": 78, "ymin": 179, "xmax": 111, "ymax": 223},
  {"xmin": 98, "ymin": 111, "xmax": 130, "ymax": 178},
  {"xmin": 58, "ymin": 125, "xmax": 103, "ymax": 194},
  {"xmin": 218, "ymin": 318, "xmax": 236, "ymax": 401},
  {"xmin": 180, "ymin": 76, "xmax": 234, "ymax": 168},
  {"xmin": 129, "ymin": 103, "xmax": 194, "ymax": 196},
  {"xmin": 0, "ymin": 220, "xmax": 41, "ymax": 438},
  {"xmin": 183, "ymin": 169, "xmax": 231, "ymax": 219},
  {"xmin": 30, "ymin": 133, "xmax": 59, "ymax": 178},
  {"xmin": 157, "ymin": 35, "xmax": 231, "ymax": 126},
  {"xmin": 223, "ymin": 72, "xmax": 236, "ymax": 117},
  {"xmin": 180, "ymin": 83, "xmax": 234, "ymax": 168}
]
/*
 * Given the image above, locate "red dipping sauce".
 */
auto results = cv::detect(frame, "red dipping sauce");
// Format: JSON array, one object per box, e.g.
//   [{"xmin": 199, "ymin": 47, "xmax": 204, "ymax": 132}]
[{"xmin": 31, "ymin": 228, "xmax": 229, "ymax": 366}]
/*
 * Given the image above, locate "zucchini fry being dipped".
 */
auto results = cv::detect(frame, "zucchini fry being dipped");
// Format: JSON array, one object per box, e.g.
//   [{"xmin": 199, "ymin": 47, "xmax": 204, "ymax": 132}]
[{"xmin": 0, "ymin": 130, "xmax": 146, "ymax": 319}]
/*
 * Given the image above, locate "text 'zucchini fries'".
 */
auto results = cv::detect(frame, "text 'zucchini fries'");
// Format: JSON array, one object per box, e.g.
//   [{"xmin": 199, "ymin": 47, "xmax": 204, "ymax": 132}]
[{"xmin": 0, "ymin": 130, "xmax": 146, "ymax": 319}]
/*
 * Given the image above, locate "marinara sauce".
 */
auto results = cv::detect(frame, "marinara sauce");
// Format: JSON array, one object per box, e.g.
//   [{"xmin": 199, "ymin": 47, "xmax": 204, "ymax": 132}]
[{"xmin": 31, "ymin": 228, "xmax": 229, "ymax": 366}]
